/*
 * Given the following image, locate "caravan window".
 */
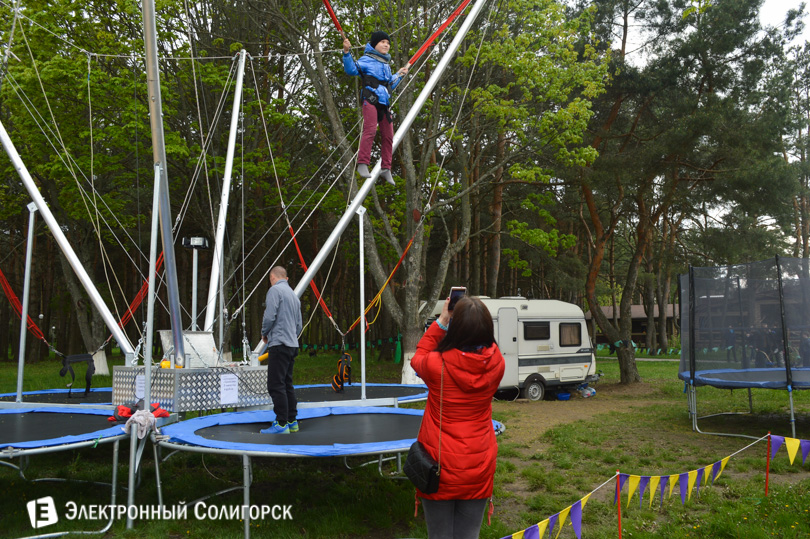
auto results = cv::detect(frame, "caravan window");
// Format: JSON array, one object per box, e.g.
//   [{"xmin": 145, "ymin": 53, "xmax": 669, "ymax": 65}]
[
  {"xmin": 559, "ymin": 323, "xmax": 582, "ymax": 346},
  {"xmin": 524, "ymin": 321, "xmax": 550, "ymax": 340}
]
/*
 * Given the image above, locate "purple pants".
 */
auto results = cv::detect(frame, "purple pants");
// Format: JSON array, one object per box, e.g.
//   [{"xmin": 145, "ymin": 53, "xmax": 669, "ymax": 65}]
[{"xmin": 358, "ymin": 101, "xmax": 393, "ymax": 169}]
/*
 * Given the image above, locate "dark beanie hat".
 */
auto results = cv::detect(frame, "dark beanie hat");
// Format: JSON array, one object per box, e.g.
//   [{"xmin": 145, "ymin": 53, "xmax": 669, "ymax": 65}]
[{"xmin": 369, "ymin": 31, "xmax": 391, "ymax": 48}]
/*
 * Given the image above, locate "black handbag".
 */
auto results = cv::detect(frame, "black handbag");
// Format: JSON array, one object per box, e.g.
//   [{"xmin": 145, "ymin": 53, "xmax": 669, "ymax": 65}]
[
  {"xmin": 404, "ymin": 359, "xmax": 444, "ymax": 494},
  {"xmin": 404, "ymin": 440, "xmax": 440, "ymax": 493}
]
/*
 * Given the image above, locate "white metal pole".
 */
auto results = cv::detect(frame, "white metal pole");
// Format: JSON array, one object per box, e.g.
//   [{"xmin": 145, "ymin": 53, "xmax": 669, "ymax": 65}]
[
  {"xmin": 204, "ymin": 49, "xmax": 247, "ymax": 332},
  {"xmin": 15, "ymin": 202, "xmax": 37, "ymax": 402},
  {"xmin": 142, "ymin": 0, "xmax": 185, "ymax": 364},
  {"xmin": 144, "ymin": 164, "xmax": 161, "ymax": 403},
  {"xmin": 293, "ymin": 0, "xmax": 488, "ymax": 299},
  {"xmin": 0, "ymin": 119, "xmax": 135, "ymax": 356},
  {"xmin": 191, "ymin": 248, "xmax": 198, "ymax": 330},
  {"xmin": 357, "ymin": 206, "xmax": 367, "ymax": 401}
]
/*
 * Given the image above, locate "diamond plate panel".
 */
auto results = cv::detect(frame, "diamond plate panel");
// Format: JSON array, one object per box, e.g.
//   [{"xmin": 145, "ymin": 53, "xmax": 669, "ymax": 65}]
[{"xmin": 113, "ymin": 366, "xmax": 270, "ymax": 412}]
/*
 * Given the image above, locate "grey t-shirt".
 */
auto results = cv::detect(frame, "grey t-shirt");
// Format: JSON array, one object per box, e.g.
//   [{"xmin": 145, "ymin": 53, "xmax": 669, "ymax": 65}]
[{"xmin": 261, "ymin": 279, "xmax": 303, "ymax": 348}]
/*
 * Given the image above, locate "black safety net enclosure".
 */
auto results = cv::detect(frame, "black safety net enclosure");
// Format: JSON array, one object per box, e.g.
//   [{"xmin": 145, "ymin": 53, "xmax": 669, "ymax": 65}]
[{"xmin": 678, "ymin": 257, "xmax": 810, "ymax": 438}]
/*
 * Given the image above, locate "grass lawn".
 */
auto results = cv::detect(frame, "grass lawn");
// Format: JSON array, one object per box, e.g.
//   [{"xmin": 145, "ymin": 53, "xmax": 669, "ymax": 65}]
[{"xmin": 0, "ymin": 352, "xmax": 808, "ymax": 538}]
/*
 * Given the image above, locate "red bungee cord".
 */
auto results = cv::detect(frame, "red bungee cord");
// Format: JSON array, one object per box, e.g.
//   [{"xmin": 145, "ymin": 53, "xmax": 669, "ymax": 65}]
[
  {"xmin": 322, "ymin": 0, "xmax": 346, "ymax": 39},
  {"xmin": 408, "ymin": 0, "xmax": 473, "ymax": 66}
]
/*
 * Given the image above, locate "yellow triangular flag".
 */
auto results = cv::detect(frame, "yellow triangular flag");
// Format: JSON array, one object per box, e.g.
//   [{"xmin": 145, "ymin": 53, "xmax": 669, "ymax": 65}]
[
  {"xmin": 555, "ymin": 506, "xmax": 572, "ymax": 539},
  {"xmin": 785, "ymin": 437, "xmax": 801, "ymax": 465},
  {"xmin": 626, "ymin": 475, "xmax": 640, "ymax": 507},
  {"xmin": 581, "ymin": 492, "xmax": 592, "ymax": 509},
  {"xmin": 668, "ymin": 474, "xmax": 679, "ymax": 498},
  {"xmin": 703, "ymin": 465, "xmax": 713, "ymax": 486},
  {"xmin": 717, "ymin": 457, "xmax": 730, "ymax": 481},
  {"xmin": 687, "ymin": 470, "xmax": 698, "ymax": 501},
  {"xmin": 511, "ymin": 532, "xmax": 524, "ymax": 539},
  {"xmin": 536, "ymin": 519, "xmax": 549, "ymax": 537},
  {"xmin": 648, "ymin": 476, "xmax": 661, "ymax": 508}
]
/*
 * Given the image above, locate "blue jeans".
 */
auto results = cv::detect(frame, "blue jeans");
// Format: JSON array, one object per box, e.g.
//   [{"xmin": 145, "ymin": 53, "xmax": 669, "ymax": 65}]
[{"xmin": 421, "ymin": 498, "xmax": 488, "ymax": 539}]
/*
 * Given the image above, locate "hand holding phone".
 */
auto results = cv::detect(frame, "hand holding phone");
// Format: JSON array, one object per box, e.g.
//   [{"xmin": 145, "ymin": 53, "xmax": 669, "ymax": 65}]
[{"xmin": 448, "ymin": 286, "xmax": 467, "ymax": 311}]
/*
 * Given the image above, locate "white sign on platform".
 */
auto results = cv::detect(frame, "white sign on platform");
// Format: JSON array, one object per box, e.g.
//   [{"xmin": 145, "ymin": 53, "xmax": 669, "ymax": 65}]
[
  {"xmin": 220, "ymin": 373, "xmax": 239, "ymax": 405},
  {"xmin": 135, "ymin": 374, "xmax": 145, "ymax": 400}
]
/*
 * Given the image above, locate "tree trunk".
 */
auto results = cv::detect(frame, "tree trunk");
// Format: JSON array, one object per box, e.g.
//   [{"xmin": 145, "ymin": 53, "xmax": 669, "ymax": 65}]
[{"xmin": 487, "ymin": 132, "xmax": 506, "ymax": 299}]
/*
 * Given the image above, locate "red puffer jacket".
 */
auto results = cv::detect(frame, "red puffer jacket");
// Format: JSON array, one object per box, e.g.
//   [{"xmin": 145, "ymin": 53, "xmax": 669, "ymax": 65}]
[{"xmin": 410, "ymin": 322, "xmax": 505, "ymax": 500}]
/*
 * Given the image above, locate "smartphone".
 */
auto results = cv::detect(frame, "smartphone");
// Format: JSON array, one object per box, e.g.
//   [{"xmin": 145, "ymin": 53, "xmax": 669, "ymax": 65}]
[{"xmin": 448, "ymin": 286, "xmax": 467, "ymax": 311}]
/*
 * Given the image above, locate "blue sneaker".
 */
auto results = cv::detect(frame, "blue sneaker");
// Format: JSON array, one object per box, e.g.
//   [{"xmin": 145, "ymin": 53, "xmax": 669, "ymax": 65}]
[
  {"xmin": 260, "ymin": 421, "xmax": 289, "ymax": 434},
  {"xmin": 287, "ymin": 420, "xmax": 299, "ymax": 433}
]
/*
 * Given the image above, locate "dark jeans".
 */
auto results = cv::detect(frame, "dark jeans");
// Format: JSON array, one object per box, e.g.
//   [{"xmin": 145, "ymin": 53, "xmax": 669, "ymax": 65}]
[
  {"xmin": 266, "ymin": 345, "xmax": 298, "ymax": 425},
  {"xmin": 421, "ymin": 498, "xmax": 488, "ymax": 539}
]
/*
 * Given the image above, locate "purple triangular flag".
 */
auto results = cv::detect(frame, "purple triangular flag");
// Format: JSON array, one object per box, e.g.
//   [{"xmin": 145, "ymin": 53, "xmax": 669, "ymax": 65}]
[
  {"xmin": 570, "ymin": 500, "xmax": 583, "ymax": 539},
  {"xmin": 695, "ymin": 468, "xmax": 704, "ymax": 497},
  {"xmin": 638, "ymin": 476, "xmax": 650, "ymax": 508},
  {"xmin": 801, "ymin": 439, "xmax": 810, "ymax": 465},
  {"xmin": 614, "ymin": 474, "xmax": 628, "ymax": 505},
  {"xmin": 679, "ymin": 473, "xmax": 688, "ymax": 505},
  {"xmin": 522, "ymin": 524, "xmax": 540, "ymax": 539},
  {"xmin": 770, "ymin": 435, "xmax": 784, "ymax": 459},
  {"xmin": 711, "ymin": 461, "xmax": 722, "ymax": 484},
  {"xmin": 548, "ymin": 513, "xmax": 559, "ymax": 537},
  {"xmin": 659, "ymin": 476, "xmax": 669, "ymax": 507}
]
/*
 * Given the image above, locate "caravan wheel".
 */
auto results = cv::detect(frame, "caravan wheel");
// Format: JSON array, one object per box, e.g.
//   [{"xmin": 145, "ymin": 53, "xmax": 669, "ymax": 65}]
[{"xmin": 522, "ymin": 379, "xmax": 545, "ymax": 401}]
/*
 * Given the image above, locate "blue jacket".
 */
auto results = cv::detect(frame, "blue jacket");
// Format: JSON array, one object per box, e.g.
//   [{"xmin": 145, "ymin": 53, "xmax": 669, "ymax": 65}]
[{"xmin": 343, "ymin": 43, "xmax": 404, "ymax": 107}]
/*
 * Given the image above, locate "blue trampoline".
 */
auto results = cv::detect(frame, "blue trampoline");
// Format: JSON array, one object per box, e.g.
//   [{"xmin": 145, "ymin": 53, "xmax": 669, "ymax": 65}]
[
  {"xmin": 0, "ymin": 407, "xmax": 126, "ymax": 452},
  {"xmin": 680, "ymin": 258, "xmax": 810, "ymax": 438},
  {"xmin": 153, "ymin": 406, "xmax": 504, "ymax": 537},
  {"xmin": 679, "ymin": 368, "xmax": 810, "ymax": 390}
]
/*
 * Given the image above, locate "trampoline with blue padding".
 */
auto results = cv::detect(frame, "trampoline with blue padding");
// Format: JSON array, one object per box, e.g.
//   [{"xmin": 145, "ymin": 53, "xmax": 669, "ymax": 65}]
[
  {"xmin": 153, "ymin": 405, "xmax": 504, "ymax": 537},
  {"xmin": 0, "ymin": 407, "xmax": 126, "ymax": 452},
  {"xmin": 680, "ymin": 258, "xmax": 810, "ymax": 438},
  {"xmin": 678, "ymin": 368, "xmax": 810, "ymax": 390},
  {"xmin": 159, "ymin": 406, "xmax": 502, "ymax": 457}
]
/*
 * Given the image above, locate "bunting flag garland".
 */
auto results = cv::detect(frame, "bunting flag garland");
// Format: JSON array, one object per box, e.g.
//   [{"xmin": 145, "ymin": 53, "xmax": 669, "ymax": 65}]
[
  {"xmin": 503, "ymin": 434, "xmax": 809, "ymax": 539},
  {"xmin": 770, "ymin": 434, "xmax": 810, "ymax": 466}
]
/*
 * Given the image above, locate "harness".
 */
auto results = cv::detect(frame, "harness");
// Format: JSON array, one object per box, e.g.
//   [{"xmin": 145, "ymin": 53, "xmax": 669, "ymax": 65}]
[
  {"xmin": 358, "ymin": 70, "xmax": 393, "ymax": 123},
  {"xmin": 331, "ymin": 352, "xmax": 352, "ymax": 392},
  {"xmin": 59, "ymin": 353, "xmax": 95, "ymax": 398}
]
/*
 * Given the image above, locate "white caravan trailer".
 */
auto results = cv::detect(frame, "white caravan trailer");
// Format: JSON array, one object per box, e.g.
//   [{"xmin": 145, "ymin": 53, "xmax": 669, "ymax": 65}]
[{"xmin": 427, "ymin": 297, "xmax": 598, "ymax": 400}]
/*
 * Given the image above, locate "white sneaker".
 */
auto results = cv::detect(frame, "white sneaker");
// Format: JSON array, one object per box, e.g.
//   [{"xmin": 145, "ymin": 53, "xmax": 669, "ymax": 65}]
[
  {"xmin": 381, "ymin": 169, "xmax": 395, "ymax": 185},
  {"xmin": 357, "ymin": 164, "xmax": 371, "ymax": 178}
]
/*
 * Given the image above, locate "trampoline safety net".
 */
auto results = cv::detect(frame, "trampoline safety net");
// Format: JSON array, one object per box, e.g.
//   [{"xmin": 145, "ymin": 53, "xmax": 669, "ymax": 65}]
[{"xmin": 679, "ymin": 257, "xmax": 810, "ymax": 387}]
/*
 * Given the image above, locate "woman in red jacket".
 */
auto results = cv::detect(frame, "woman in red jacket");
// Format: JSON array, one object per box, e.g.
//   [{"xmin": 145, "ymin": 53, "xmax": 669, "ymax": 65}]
[{"xmin": 410, "ymin": 295, "xmax": 505, "ymax": 538}]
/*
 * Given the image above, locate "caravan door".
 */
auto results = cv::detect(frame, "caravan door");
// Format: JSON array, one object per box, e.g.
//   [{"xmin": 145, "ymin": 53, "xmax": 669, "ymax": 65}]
[{"xmin": 498, "ymin": 308, "xmax": 519, "ymax": 386}]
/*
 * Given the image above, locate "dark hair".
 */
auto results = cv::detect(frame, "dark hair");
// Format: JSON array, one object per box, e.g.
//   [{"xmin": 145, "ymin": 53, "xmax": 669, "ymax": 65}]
[{"xmin": 435, "ymin": 296, "xmax": 495, "ymax": 353}]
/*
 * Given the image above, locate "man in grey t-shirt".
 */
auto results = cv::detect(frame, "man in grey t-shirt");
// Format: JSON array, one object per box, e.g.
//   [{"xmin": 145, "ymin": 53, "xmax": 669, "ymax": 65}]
[{"xmin": 259, "ymin": 266, "xmax": 303, "ymax": 434}]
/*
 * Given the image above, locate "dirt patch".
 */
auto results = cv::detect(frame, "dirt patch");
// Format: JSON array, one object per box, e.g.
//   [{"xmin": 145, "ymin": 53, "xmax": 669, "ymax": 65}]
[{"xmin": 493, "ymin": 381, "xmax": 662, "ymax": 447}]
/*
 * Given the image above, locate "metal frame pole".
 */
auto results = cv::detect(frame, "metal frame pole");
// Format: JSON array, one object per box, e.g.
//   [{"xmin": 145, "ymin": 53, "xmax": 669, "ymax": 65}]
[
  {"xmin": 0, "ymin": 119, "xmax": 135, "ymax": 357},
  {"xmin": 191, "ymin": 248, "xmax": 199, "ymax": 330},
  {"xmin": 142, "ymin": 0, "xmax": 185, "ymax": 364},
  {"xmin": 15, "ymin": 202, "xmax": 37, "ymax": 402},
  {"xmin": 357, "ymin": 207, "xmax": 367, "ymax": 400},
  {"xmin": 144, "ymin": 164, "xmax": 161, "ymax": 398},
  {"xmin": 204, "ymin": 50, "xmax": 247, "ymax": 332},
  {"xmin": 293, "ymin": 0, "xmax": 489, "ymax": 299}
]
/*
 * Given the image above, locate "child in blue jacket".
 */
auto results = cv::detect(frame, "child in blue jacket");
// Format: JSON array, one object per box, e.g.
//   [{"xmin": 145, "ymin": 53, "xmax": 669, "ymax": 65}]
[{"xmin": 343, "ymin": 31, "xmax": 409, "ymax": 185}]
